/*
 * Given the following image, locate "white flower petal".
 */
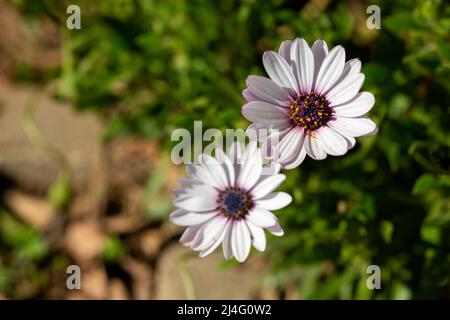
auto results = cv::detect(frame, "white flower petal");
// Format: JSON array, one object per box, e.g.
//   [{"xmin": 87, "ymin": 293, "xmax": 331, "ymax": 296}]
[
  {"xmin": 245, "ymin": 123, "xmax": 261, "ymax": 141},
  {"xmin": 222, "ymin": 223, "xmax": 234, "ymax": 260},
  {"xmin": 363, "ymin": 126, "xmax": 379, "ymax": 137},
  {"xmin": 242, "ymin": 88, "xmax": 259, "ymax": 102},
  {"xmin": 178, "ymin": 178, "xmax": 202, "ymax": 189},
  {"xmin": 262, "ymin": 162, "xmax": 281, "ymax": 175},
  {"xmin": 345, "ymin": 135, "xmax": 356, "ymax": 149},
  {"xmin": 199, "ymin": 220, "xmax": 230, "ymax": 258},
  {"xmin": 251, "ymin": 174, "xmax": 286, "ymax": 199},
  {"xmin": 227, "ymin": 141, "xmax": 243, "ymax": 164},
  {"xmin": 304, "ymin": 134, "xmax": 327, "ymax": 160},
  {"xmin": 170, "ymin": 209, "xmax": 217, "ymax": 227},
  {"xmin": 246, "ymin": 75, "xmax": 292, "ymax": 106},
  {"xmin": 332, "ymin": 92, "xmax": 375, "ymax": 117},
  {"xmin": 248, "ymin": 120, "xmax": 291, "ymax": 146},
  {"xmin": 180, "ymin": 225, "xmax": 202, "ymax": 246},
  {"xmin": 260, "ymin": 126, "xmax": 291, "ymax": 160},
  {"xmin": 231, "ymin": 220, "xmax": 251, "ymax": 263},
  {"xmin": 278, "ymin": 40, "xmax": 293, "ymax": 61},
  {"xmin": 267, "ymin": 220, "xmax": 285, "ymax": 236},
  {"xmin": 315, "ymin": 126, "xmax": 349, "ymax": 156},
  {"xmin": 237, "ymin": 141, "xmax": 262, "ymax": 190},
  {"xmin": 187, "ymin": 163, "xmax": 222, "ymax": 189},
  {"xmin": 215, "ymin": 148, "xmax": 235, "ymax": 186},
  {"xmin": 246, "ymin": 207, "xmax": 277, "ymax": 228},
  {"xmin": 242, "ymin": 101, "xmax": 288, "ymax": 124},
  {"xmin": 291, "ymin": 38, "xmax": 314, "ymax": 93},
  {"xmin": 333, "ymin": 59, "xmax": 362, "ymax": 86},
  {"xmin": 246, "ymin": 122, "xmax": 278, "ymax": 143},
  {"xmin": 262, "ymin": 50, "xmax": 298, "ymax": 93},
  {"xmin": 246, "ymin": 221, "xmax": 266, "ymax": 252},
  {"xmin": 343, "ymin": 58, "xmax": 361, "ymax": 76},
  {"xmin": 328, "ymin": 116, "xmax": 377, "ymax": 137},
  {"xmin": 192, "ymin": 216, "xmax": 228, "ymax": 251},
  {"xmin": 283, "ymin": 145, "xmax": 307, "ymax": 169},
  {"xmin": 314, "ymin": 45, "xmax": 345, "ymax": 94},
  {"xmin": 186, "ymin": 164, "xmax": 200, "ymax": 180},
  {"xmin": 173, "ymin": 181, "xmax": 216, "ymax": 200},
  {"xmin": 311, "ymin": 39, "xmax": 328, "ymax": 88},
  {"xmin": 276, "ymin": 128, "xmax": 305, "ymax": 163},
  {"xmin": 173, "ymin": 190, "xmax": 217, "ymax": 212},
  {"xmin": 256, "ymin": 192, "xmax": 292, "ymax": 211},
  {"xmin": 198, "ymin": 154, "xmax": 228, "ymax": 189},
  {"xmin": 173, "ymin": 181, "xmax": 201, "ymax": 197},
  {"xmin": 326, "ymin": 73, "xmax": 365, "ymax": 106}
]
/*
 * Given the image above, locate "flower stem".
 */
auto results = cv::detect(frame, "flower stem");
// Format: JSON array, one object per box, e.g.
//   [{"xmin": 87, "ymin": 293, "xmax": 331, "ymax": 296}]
[{"xmin": 177, "ymin": 253, "xmax": 197, "ymax": 300}]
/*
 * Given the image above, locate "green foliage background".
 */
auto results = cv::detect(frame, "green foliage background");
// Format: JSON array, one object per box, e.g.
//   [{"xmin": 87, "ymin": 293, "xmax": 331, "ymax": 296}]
[{"xmin": 7, "ymin": 0, "xmax": 450, "ymax": 299}]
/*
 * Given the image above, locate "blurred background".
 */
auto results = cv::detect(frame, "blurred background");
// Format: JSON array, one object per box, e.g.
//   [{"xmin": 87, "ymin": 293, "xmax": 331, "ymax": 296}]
[{"xmin": 0, "ymin": 0, "xmax": 449, "ymax": 299}]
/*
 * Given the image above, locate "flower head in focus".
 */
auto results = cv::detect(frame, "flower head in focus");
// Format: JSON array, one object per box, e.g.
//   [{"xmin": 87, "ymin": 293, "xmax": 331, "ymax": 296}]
[
  {"xmin": 242, "ymin": 38, "xmax": 377, "ymax": 169},
  {"xmin": 170, "ymin": 142, "xmax": 292, "ymax": 262}
]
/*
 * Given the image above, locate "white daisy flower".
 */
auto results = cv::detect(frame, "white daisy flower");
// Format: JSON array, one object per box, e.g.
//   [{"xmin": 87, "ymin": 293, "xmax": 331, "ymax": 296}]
[
  {"xmin": 170, "ymin": 141, "xmax": 292, "ymax": 263},
  {"xmin": 242, "ymin": 38, "xmax": 378, "ymax": 169}
]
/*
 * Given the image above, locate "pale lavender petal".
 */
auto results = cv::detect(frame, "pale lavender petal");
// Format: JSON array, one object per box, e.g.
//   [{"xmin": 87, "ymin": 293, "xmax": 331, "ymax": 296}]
[
  {"xmin": 198, "ymin": 154, "xmax": 228, "ymax": 189},
  {"xmin": 283, "ymin": 145, "xmax": 307, "ymax": 169},
  {"xmin": 215, "ymin": 148, "xmax": 235, "ymax": 186},
  {"xmin": 246, "ymin": 221, "xmax": 266, "ymax": 252},
  {"xmin": 199, "ymin": 220, "xmax": 231, "ymax": 258},
  {"xmin": 170, "ymin": 209, "xmax": 217, "ymax": 227},
  {"xmin": 304, "ymin": 134, "xmax": 327, "ymax": 160},
  {"xmin": 246, "ymin": 75, "xmax": 292, "ymax": 106},
  {"xmin": 251, "ymin": 174, "xmax": 286, "ymax": 199},
  {"xmin": 326, "ymin": 73, "xmax": 365, "ymax": 106},
  {"xmin": 267, "ymin": 220, "xmax": 285, "ymax": 236},
  {"xmin": 231, "ymin": 220, "xmax": 251, "ymax": 263},
  {"xmin": 246, "ymin": 122, "xmax": 273, "ymax": 143},
  {"xmin": 180, "ymin": 225, "xmax": 202, "ymax": 246},
  {"xmin": 256, "ymin": 192, "xmax": 292, "ymax": 211},
  {"xmin": 315, "ymin": 126, "xmax": 349, "ymax": 156},
  {"xmin": 328, "ymin": 116, "xmax": 377, "ymax": 137},
  {"xmin": 173, "ymin": 189, "xmax": 217, "ymax": 212},
  {"xmin": 262, "ymin": 162, "xmax": 281, "ymax": 175},
  {"xmin": 246, "ymin": 207, "xmax": 277, "ymax": 228},
  {"xmin": 262, "ymin": 50, "xmax": 298, "ymax": 93},
  {"xmin": 291, "ymin": 38, "xmax": 314, "ymax": 93},
  {"xmin": 276, "ymin": 128, "xmax": 305, "ymax": 164},
  {"xmin": 311, "ymin": 39, "xmax": 328, "ymax": 88},
  {"xmin": 192, "ymin": 216, "xmax": 228, "ymax": 251},
  {"xmin": 242, "ymin": 101, "xmax": 288, "ymax": 124},
  {"xmin": 345, "ymin": 135, "xmax": 356, "ymax": 149},
  {"xmin": 340, "ymin": 58, "xmax": 361, "ymax": 80},
  {"xmin": 242, "ymin": 88, "xmax": 259, "ymax": 102},
  {"xmin": 314, "ymin": 45, "xmax": 345, "ymax": 94},
  {"xmin": 222, "ymin": 223, "xmax": 234, "ymax": 260},
  {"xmin": 238, "ymin": 141, "xmax": 262, "ymax": 190},
  {"xmin": 332, "ymin": 92, "xmax": 375, "ymax": 117},
  {"xmin": 260, "ymin": 125, "xmax": 292, "ymax": 160},
  {"xmin": 278, "ymin": 40, "xmax": 293, "ymax": 61}
]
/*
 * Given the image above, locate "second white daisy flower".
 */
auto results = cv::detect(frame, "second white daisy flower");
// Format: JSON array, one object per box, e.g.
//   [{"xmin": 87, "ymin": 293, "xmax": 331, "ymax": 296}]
[{"xmin": 170, "ymin": 141, "xmax": 292, "ymax": 263}]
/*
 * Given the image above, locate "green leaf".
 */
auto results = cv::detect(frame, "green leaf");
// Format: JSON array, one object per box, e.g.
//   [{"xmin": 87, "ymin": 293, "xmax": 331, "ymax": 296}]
[
  {"xmin": 48, "ymin": 173, "xmax": 71, "ymax": 211},
  {"xmin": 412, "ymin": 174, "xmax": 437, "ymax": 195}
]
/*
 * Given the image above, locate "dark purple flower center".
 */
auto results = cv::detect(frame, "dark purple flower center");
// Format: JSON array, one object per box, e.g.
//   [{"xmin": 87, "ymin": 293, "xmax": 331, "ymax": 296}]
[
  {"xmin": 288, "ymin": 93, "xmax": 332, "ymax": 132},
  {"xmin": 217, "ymin": 187, "xmax": 254, "ymax": 219}
]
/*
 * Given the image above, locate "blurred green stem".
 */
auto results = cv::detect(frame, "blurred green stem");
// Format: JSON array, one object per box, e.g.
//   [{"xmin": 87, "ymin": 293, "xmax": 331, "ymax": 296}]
[
  {"xmin": 177, "ymin": 253, "xmax": 197, "ymax": 300},
  {"xmin": 21, "ymin": 89, "xmax": 72, "ymax": 211}
]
